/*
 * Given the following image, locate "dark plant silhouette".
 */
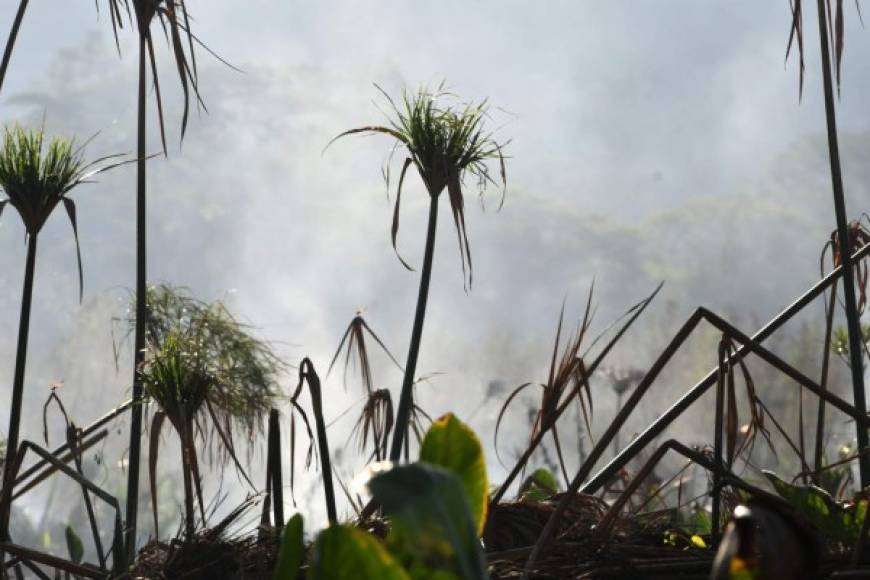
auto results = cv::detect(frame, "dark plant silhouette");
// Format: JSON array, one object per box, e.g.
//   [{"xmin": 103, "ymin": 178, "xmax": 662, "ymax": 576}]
[
  {"xmin": 0, "ymin": 126, "xmax": 125, "ymax": 540},
  {"xmin": 328, "ymin": 84, "xmax": 507, "ymax": 461},
  {"xmin": 297, "ymin": 358, "xmax": 337, "ymax": 524},
  {"xmin": 103, "ymin": 0, "xmax": 208, "ymax": 552},
  {"xmin": 814, "ymin": 215, "xmax": 870, "ymax": 475},
  {"xmin": 135, "ymin": 284, "xmax": 282, "ymax": 538},
  {"xmin": 328, "ymin": 313, "xmax": 402, "ymax": 462},
  {"xmin": 787, "ymin": 0, "xmax": 870, "ymax": 486}
]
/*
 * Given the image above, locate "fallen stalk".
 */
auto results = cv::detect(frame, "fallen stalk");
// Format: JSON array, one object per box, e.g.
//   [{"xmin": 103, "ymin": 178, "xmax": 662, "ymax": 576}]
[
  {"xmin": 0, "ymin": 542, "xmax": 105, "ymax": 579},
  {"xmin": 1, "ymin": 441, "xmax": 125, "ymax": 575},
  {"xmin": 12, "ymin": 398, "xmax": 132, "ymax": 488},
  {"xmin": 584, "ymin": 240, "xmax": 870, "ymax": 496},
  {"xmin": 523, "ymin": 246, "xmax": 870, "ymax": 576},
  {"xmin": 11, "ymin": 429, "xmax": 107, "ymax": 499},
  {"xmin": 595, "ymin": 439, "xmax": 784, "ymax": 536}
]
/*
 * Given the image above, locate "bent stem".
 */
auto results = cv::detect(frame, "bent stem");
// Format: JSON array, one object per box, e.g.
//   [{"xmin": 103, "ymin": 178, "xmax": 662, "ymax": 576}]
[
  {"xmin": 0, "ymin": 234, "xmax": 37, "ymax": 541},
  {"xmin": 299, "ymin": 359, "xmax": 337, "ymax": 524},
  {"xmin": 0, "ymin": 0, "xmax": 29, "ymax": 96},
  {"xmin": 390, "ymin": 195, "xmax": 439, "ymax": 461}
]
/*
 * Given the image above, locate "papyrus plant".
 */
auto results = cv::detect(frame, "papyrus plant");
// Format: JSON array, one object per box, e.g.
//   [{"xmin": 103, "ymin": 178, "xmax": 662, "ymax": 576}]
[
  {"xmin": 0, "ymin": 126, "xmax": 125, "ymax": 538},
  {"xmin": 136, "ymin": 284, "xmax": 281, "ymax": 538},
  {"xmin": 329, "ymin": 84, "xmax": 507, "ymax": 461}
]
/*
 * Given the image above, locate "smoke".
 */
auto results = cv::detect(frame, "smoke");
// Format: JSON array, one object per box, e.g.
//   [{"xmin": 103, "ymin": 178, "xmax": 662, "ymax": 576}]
[{"xmin": 0, "ymin": 3, "xmax": 869, "ymax": 558}]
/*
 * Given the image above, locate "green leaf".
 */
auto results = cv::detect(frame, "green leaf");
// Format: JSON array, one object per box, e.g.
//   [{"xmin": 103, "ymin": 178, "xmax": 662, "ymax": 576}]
[
  {"xmin": 764, "ymin": 471, "xmax": 865, "ymax": 544},
  {"xmin": 369, "ymin": 463, "xmax": 489, "ymax": 580},
  {"xmin": 65, "ymin": 525, "xmax": 84, "ymax": 564},
  {"xmin": 309, "ymin": 525, "xmax": 409, "ymax": 580},
  {"xmin": 419, "ymin": 413, "xmax": 488, "ymax": 536},
  {"xmin": 273, "ymin": 513, "xmax": 304, "ymax": 580},
  {"xmin": 518, "ymin": 468, "xmax": 559, "ymax": 501}
]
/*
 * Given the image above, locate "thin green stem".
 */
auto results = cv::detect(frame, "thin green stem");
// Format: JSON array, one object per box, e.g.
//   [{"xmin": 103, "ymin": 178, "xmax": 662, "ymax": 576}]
[
  {"xmin": 0, "ymin": 234, "xmax": 37, "ymax": 541},
  {"xmin": 390, "ymin": 194, "xmax": 439, "ymax": 462},
  {"xmin": 814, "ymin": 280, "xmax": 838, "ymax": 476}
]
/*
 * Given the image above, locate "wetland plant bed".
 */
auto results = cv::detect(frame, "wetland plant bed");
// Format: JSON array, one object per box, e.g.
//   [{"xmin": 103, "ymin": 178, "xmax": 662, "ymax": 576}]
[{"xmin": 130, "ymin": 528, "xmax": 280, "ymax": 580}]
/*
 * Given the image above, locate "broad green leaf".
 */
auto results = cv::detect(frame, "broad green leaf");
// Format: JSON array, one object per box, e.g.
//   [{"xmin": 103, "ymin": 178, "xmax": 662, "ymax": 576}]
[
  {"xmin": 419, "ymin": 413, "xmax": 488, "ymax": 535},
  {"xmin": 65, "ymin": 526, "xmax": 84, "ymax": 564},
  {"xmin": 518, "ymin": 468, "xmax": 559, "ymax": 501},
  {"xmin": 764, "ymin": 471, "xmax": 865, "ymax": 544},
  {"xmin": 369, "ymin": 463, "xmax": 488, "ymax": 580},
  {"xmin": 309, "ymin": 525, "xmax": 409, "ymax": 580},
  {"xmin": 273, "ymin": 514, "xmax": 304, "ymax": 580}
]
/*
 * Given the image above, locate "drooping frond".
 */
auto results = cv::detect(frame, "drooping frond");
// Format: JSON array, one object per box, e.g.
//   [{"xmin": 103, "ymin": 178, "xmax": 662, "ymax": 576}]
[
  {"xmin": 104, "ymin": 0, "xmax": 210, "ymax": 150},
  {"xmin": 327, "ymin": 313, "xmax": 403, "ymax": 395},
  {"xmin": 786, "ymin": 0, "xmax": 860, "ymax": 97}
]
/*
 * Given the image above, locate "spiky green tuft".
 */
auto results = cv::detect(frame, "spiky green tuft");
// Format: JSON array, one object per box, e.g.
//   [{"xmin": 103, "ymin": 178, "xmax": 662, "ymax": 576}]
[
  {"xmin": 138, "ymin": 284, "xmax": 283, "ymax": 452},
  {"xmin": 0, "ymin": 126, "xmax": 112, "ymax": 235}
]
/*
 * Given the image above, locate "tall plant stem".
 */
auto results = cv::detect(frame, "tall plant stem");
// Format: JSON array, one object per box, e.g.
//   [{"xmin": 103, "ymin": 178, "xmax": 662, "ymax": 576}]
[
  {"xmin": 0, "ymin": 0, "xmax": 29, "ymax": 96},
  {"xmin": 267, "ymin": 409, "xmax": 284, "ymax": 533},
  {"xmin": 389, "ymin": 194, "xmax": 439, "ymax": 462},
  {"xmin": 0, "ymin": 235, "xmax": 37, "ymax": 540},
  {"xmin": 180, "ymin": 421, "xmax": 195, "ymax": 538},
  {"xmin": 125, "ymin": 33, "xmax": 148, "ymax": 559},
  {"xmin": 814, "ymin": 279, "xmax": 838, "ymax": 475},
  {"xmin": 815, "ymin": 0, "xmax": 870, "ymax": 487}
]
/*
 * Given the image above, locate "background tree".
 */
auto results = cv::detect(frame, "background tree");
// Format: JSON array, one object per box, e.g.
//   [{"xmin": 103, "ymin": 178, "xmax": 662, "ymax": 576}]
[{"xmin": 328, "ymin": 313, "xmax": 402, "ymax": 462}]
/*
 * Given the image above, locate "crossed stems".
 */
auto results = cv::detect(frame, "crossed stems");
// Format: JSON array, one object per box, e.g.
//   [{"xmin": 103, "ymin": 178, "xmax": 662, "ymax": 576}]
[{"xmin": 519, "ymin": 241, "xmax": 870, "ymax": 577}]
